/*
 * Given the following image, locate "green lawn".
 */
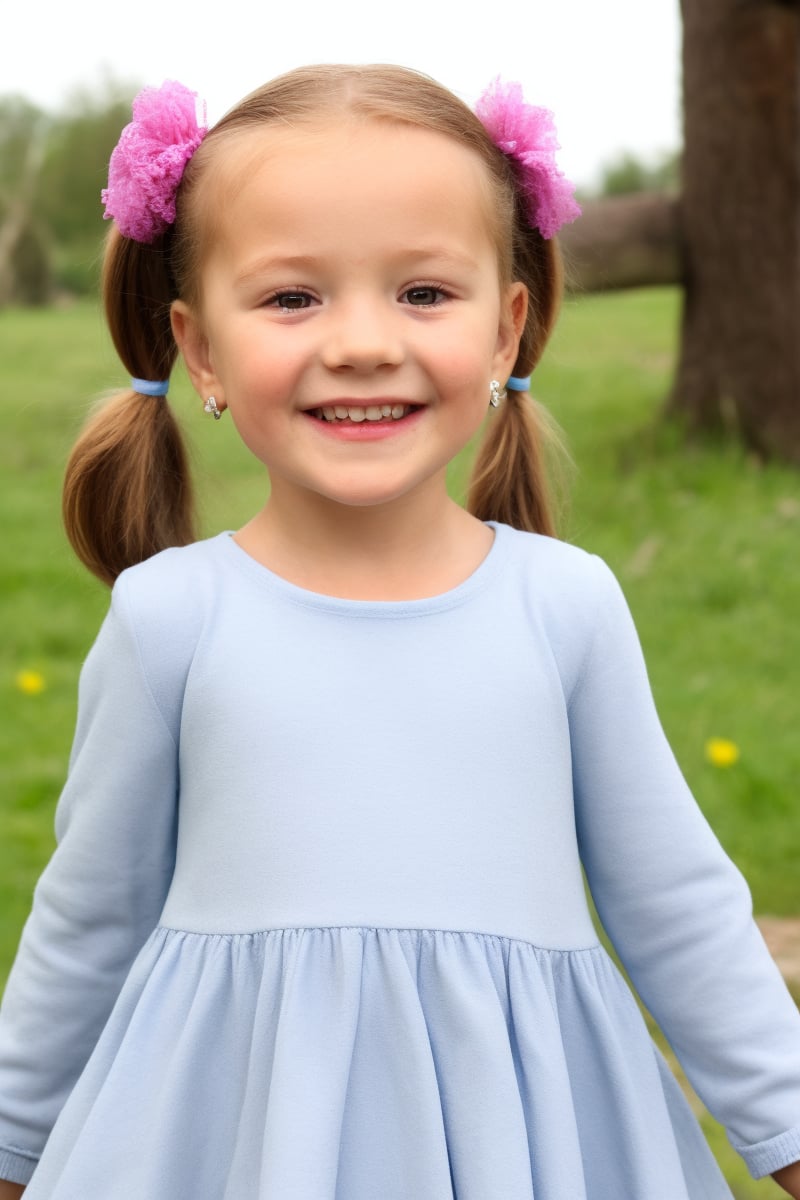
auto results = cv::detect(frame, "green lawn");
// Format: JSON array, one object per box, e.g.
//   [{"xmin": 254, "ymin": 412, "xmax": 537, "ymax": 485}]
[{"xmin": 2, "ymin": 290, "xmax": 798, "ymax": 1196}]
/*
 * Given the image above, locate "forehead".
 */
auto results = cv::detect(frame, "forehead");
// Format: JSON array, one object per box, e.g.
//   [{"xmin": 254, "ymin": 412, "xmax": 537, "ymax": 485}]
[{"xmin": 202, "ymin": 119, "xmax": 498, "ymax": 269}]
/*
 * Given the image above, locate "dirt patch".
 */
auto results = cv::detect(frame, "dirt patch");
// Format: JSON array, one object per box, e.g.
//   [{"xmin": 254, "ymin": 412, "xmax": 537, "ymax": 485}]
[{"xmin": 757, "ymin": 917, "xmax": 800, "ymax": 994}]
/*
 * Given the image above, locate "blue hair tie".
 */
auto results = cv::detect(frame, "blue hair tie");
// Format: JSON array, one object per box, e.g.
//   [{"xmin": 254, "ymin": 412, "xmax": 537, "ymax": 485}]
[
  {"xmin": 131, "ymin": 377, "xmax": 169, "ymax": 396},
  {"xmin": 506, "ymin": 375, "xmax": 531, "ymax": 392}
]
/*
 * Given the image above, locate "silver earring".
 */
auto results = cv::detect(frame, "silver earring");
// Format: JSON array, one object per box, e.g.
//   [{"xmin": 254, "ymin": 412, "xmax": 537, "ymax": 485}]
[
  {"xmin": 489, "ymin": 380, "xmax": 505, "ymax": 408},
  {"xmin": 204, "ymin": 396, "xmax": 222, "ymax": 420}
]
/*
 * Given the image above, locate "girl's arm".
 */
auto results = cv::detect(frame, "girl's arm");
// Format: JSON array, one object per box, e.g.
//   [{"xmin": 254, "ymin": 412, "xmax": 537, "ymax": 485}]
[
  {"xmin": 0, "ymin": 574, "xmax": 181, "ymax": 1184},
  {"xmin": 0, "ymin": 1181, "xmax": 25, "ymax": 1199},
  {"xmin": 568, "ymin": 556, "xmax": 800, "ymax": 1183},
  {"xmin": 774, "ymin": 1159, "xmax": 800, "ymax": 1197}
]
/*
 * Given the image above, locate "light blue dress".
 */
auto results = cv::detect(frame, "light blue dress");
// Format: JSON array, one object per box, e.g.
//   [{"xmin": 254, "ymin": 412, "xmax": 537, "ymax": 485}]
[{"xmin": 1, "ymin": 522, "xmax": 799, "ymax": 1198}]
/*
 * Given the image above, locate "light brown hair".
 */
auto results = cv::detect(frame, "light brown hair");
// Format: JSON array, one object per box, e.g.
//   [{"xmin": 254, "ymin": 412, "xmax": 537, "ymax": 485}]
[{"xmin": 64, "ymin": 64, "xmax": 566, "ymax": 586}]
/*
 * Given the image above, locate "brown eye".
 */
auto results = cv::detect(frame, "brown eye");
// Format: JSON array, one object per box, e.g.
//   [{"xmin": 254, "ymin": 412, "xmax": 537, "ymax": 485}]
[
  {"xmin": 270, "ymin": 291, "xmax": 313, "ymax": 310},
  {"xmin": 404, "ymin": 286, "xmax": 443, "ymax": 306}
]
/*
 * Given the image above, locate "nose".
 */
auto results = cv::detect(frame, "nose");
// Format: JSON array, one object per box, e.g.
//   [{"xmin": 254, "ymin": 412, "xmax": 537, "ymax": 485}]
[{"xmin": 320, "ymin": 295, "xmax": 404, "ymax": 373}]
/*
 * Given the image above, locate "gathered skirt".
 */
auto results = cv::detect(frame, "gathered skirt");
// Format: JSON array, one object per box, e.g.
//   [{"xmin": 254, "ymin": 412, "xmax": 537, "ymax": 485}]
[{"xmin": 23, "ymin": 925, "xmax": 733, "ymax": 1199}]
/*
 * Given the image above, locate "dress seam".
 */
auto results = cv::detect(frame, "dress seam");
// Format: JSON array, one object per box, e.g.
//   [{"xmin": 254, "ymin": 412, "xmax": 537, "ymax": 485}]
[
  {"xmin": 0, "ymin": 1144, "xmax": 39, "ymax": 1160},
  {"xmin": 565, "ymin": 553, "xmax": 613, "ymax": 716},
  {"xmin": 155, "ymin": 922, "xmax": 602, "ymax": 954},
  {"xmin": 114, "ymin": 575, "xmax": 180, "ymax": 751}
]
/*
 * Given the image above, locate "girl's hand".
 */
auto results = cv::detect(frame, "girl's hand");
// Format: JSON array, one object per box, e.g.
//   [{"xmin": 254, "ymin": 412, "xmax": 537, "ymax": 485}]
[
  {"xmin": 0, "ymin": 1181, "xmax": 25, "ymax": 1199},
  {"xmin": 773, "ymin": 1159, "xmax": 800, "ymax": 1198}
]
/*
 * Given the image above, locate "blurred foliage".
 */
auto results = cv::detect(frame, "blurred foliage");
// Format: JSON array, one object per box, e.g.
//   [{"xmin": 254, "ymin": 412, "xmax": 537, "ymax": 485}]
[
  {"xmin": 594, "ymin": 149, "xmax": 681, "ymax": 197},
  {"xmin": 0, "ymin": 95, "xmax": 46, "ymax": 184},
  {"xmin": 0, "ymin": 83, "xmax": 137, "ymax": 303},
  {"xmin": 36, "ymin": 88, "xmax": 134, "ymax": 247}
]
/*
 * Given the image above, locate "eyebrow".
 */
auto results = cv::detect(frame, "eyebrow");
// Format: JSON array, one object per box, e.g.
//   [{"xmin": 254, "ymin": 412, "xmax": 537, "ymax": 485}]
[
  {"xmin": 402, "ymin": 248, "xmax": 482, "ymax": 271},
  {"xmin": 234, "ymin": 255, "xmax": 320, "ymax": 286},
  {"xmin": 234, "ymin": 247, "xmax": 482, "ymax": 286}
]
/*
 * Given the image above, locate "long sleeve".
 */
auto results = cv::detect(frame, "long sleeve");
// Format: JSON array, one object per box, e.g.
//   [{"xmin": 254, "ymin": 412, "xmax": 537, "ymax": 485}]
[
  {"xmin": 570, "ymin": 556, "xmax": 800, "ymax": 1178},
  {"xmin": 0, "ymin": 579, "xmax": 180, "ymax": 1185}
]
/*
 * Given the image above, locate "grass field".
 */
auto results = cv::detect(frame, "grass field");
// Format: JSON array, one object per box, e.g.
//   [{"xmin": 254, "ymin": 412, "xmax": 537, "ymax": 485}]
[{"xmin": 2, "ymin": 290, "xmax": 798, "ymax": 1195}]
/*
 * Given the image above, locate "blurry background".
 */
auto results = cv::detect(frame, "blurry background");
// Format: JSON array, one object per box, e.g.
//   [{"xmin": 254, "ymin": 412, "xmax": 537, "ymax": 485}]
[
  {"xmin": 3, "ymin": 0, "xmax": 681, "ymax": 185},
  {"xmin": 1, "ymin": 3, "xmax": 798, "ymax": 1195},
  {"xmin": 1, "ymin": 0, "xmax": 682, "ymax": 301}
]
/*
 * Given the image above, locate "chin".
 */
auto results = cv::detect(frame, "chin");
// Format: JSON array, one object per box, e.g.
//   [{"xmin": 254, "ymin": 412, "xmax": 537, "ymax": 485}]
[{"xmin": 317, "ymin": 481, "xmax": 425, "ymax": 511}]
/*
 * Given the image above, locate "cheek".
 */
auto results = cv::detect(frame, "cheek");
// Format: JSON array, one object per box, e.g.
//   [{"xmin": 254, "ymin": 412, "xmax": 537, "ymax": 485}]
[
  {"xmin": 432, "ymin": 359, "xmax": 493, "ymax": 437},
  {"xmin": 439, "ymin": 366, "xmax": 491, "ymax": 406},
  {"xmin": 214, "ymin": 324, "xmax": 300, "ymax": 397},
  {"xmin": 430, "ymin": 325, "xmax": 498, "ymax": 396}
]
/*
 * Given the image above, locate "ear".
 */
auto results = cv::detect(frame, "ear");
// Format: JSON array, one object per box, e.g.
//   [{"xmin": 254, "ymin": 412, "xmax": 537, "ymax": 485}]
[
  {"xmin": 170, "ymin": 301, "xmax": 226, "ymax": 410},
  {"xmin": 491, "ymin": 281, "xmax": 528, "ymax": 381}
]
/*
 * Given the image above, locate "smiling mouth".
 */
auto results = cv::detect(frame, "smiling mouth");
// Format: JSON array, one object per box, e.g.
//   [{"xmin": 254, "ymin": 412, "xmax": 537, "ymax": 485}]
[{"xmin": 308, "ymin": 404, "xmax": 419, "ymax": 423}]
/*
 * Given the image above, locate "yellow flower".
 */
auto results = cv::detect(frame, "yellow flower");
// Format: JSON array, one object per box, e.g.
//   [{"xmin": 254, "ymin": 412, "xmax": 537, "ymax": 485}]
[
  {"xmin": 15, "ymin": 669, "xmax": 46, "ymax": 695},
  {"xmin": 705, "ymin": 737, "xmax": 740, "ymax": 768}
]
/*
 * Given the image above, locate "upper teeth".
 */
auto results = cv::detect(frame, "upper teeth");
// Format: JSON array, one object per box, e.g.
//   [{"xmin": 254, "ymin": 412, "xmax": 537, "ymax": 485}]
[{"xmin": 313, "ymin": 404, "xmax": 411, "ymax": 422}]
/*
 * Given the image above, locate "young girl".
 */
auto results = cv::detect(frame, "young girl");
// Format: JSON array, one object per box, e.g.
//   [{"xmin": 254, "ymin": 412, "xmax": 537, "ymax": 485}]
[{"xmin": 0, "ymin": 64, "xmax": 798, "ymax": 1200}]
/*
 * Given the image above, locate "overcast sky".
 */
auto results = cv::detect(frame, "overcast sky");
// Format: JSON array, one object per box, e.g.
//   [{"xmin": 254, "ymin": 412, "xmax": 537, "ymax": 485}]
[{"xmin": 6, "ymin": 0, "xmax": 682, "ymax": 188}]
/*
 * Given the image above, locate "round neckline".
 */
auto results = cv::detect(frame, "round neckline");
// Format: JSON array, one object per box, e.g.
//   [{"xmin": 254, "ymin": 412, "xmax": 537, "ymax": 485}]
[{"xmin": 215, "ymin": 520, "xmax": 509, "ymax": 617}]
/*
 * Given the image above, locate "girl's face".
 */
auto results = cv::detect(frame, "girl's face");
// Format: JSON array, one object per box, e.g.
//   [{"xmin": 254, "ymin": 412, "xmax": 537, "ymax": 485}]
[{"xmin": 173, "ymin": 119, "xmax": 526, "ymax": 517}]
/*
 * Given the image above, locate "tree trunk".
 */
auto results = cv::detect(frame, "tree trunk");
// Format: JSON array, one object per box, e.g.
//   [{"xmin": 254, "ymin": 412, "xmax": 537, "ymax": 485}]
[
  {"xmin": 560, "ymin": 192, "xmax": 683, "ymax": 293},
  {"xmin": 668, "ymin": 0, "xmax": 800, "ymax": 461}
]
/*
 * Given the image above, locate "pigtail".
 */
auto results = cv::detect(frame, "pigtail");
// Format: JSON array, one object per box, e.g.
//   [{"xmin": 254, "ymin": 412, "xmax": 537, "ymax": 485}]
[
  {"xmin": 467, "ymin": 392, "xmax": 564, "ymax": 537},
  {"xmin": 62, "ymin": 227, "xmax": 196, "ymax": 587},
  {"xmin": 467, "ymin": 222, "xmax": 568, "ymax": 537}
]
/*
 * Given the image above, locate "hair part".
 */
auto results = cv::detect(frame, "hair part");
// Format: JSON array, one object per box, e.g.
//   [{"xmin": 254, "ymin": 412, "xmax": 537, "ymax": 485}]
[{"xmin": 64, "ymin": 63, "xmax": 566, "ymax": 585}]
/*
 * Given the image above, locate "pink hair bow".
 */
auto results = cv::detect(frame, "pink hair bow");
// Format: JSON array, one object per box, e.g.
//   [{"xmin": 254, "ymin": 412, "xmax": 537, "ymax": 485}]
[
  {"xmin": 101, "ymin": 80, "xmax": 207, "ymax": 243},
  {"xmin": 475, "ymin": 78, "xmax": 581, "ymax": 239}
]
